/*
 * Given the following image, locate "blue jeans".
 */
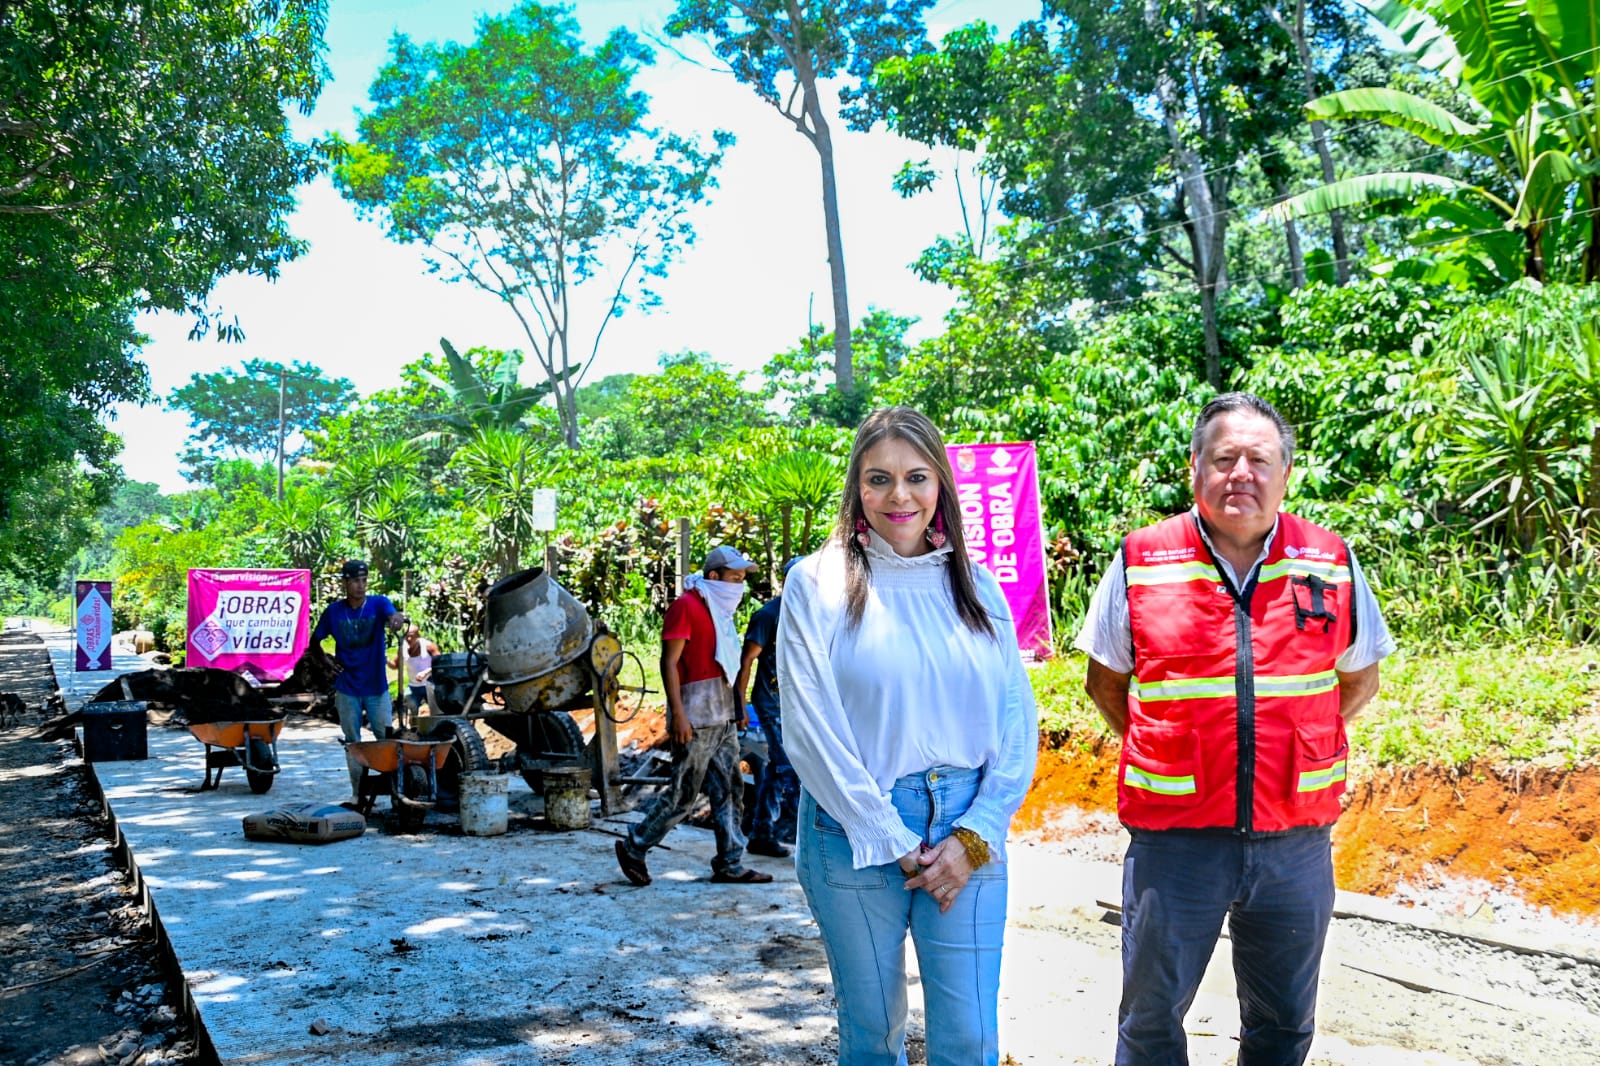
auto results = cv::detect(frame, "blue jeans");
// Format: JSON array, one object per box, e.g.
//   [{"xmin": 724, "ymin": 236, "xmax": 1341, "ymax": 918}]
[
  {"xmin": 796, "ymin": 768, "xmax": 1007, "ymax": 1066},
  {"xmin": 749, "ymin": 703, "xmax": 799, "ymax": 845},
  {"xmin": 334, "ymin": 690, "xmax": 393, "ymax": 796},
  {"xmin": 1117, "ymin": 827, "xmax": 1336, "ymax": 1066},
  {"xmin": 623, "ymin": 721, "xmax": 747, "ymax": 876}
]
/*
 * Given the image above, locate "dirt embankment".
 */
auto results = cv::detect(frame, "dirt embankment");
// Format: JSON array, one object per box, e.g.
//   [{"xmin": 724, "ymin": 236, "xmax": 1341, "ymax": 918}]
[{"xmin": 1015, "ymin": 742, "xmax": 1600, "ymax": 919}]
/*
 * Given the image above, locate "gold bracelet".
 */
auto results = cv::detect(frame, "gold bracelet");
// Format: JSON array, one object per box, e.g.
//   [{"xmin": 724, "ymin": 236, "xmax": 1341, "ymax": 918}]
[{"xmin": 951, "ymin": 826, "xmax": 990, "ymax": 870}]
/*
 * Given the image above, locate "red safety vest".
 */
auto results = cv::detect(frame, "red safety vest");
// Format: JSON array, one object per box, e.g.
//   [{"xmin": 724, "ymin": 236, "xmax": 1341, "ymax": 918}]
[{"xmin": 1119, "ymin": 512, "xmax": 1353, "ymax": 833}]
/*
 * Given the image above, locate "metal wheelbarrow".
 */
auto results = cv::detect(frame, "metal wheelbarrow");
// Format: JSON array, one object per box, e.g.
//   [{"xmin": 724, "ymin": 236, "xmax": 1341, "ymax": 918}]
[
  {"xmin": 346, "ymin": 738, "xmax": 455, "ymax": 831},
  {"xmin": 188, "ymin": 719, "xmax": 286, "ymax": 794}
]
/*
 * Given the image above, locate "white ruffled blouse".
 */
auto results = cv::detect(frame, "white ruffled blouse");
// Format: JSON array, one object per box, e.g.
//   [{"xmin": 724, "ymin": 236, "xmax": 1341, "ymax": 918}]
[{"xmin": 776, "ymin": 530, "xmax": 1039, "ymax": 869}]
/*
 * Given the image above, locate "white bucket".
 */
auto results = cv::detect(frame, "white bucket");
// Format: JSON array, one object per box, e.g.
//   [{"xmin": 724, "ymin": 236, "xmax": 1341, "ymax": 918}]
[
  {"xmin": 458, "ymin": 772, "xmax": 508, "ymax": 837},
  {"xmin": 543, "ymin": 766, "xmax": 592, "ymax": 831}
]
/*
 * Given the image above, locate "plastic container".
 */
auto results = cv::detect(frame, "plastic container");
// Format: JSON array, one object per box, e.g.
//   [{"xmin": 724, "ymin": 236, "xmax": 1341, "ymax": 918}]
[
  {"xmin": 543, "ymin": 766, "xmax": 592, "ymax": 831},
  {"xmin": 81, "ymin": 701, "xmax": 148, "ymax": 761},
  {"xmin": 458, "ymin": 772, "xmax": 508, "ymax": 836}
]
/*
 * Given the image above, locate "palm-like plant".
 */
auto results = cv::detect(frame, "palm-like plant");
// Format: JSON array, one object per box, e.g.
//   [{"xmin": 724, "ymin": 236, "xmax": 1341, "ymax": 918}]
[
  {"xmin": 1434, "ymin": 281, "xmax": 1600, "ymax": 557},
  {"xmin": 330, "ymin": 440, "xmax": 425, "ymax": 578},
  {"xmin": 746, "ymin": 449, "xmax": 845, "ymax": 557},
  {"xmin": 1269, "ymin": 0, "xmax": 1600, "ymax": 283},
  {"xmin": 451, "ymin": 426, "xmax": 562, "ymax": 573},
  {"xmin": 415, "ymin": 338, "xmax": 571, "ymax": 443},
  {"xmin": 262, "ymin": 484, "xmax": 345, "ymax": 572}
]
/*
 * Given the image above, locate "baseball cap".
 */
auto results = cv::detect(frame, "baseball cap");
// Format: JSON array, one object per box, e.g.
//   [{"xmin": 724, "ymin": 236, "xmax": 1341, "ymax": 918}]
[
  {"xmin": 703, "ymin": 545, "xmax": 758, "ymax": 574},
  {"xmin": 340, "ymin": 559, "xmax": 370, "ymax": 579}
]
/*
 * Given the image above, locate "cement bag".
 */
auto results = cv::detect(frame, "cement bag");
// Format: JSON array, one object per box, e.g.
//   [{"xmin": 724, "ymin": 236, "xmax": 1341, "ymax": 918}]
[{"xmin": 243, "ymin": 802, "xmax": 366, "ymax": 844}]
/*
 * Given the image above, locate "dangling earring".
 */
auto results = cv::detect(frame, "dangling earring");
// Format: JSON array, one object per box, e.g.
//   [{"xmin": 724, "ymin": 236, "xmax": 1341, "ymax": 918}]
[
  {"xmin": 855, "ymin": 516, "xmax": 872, "ymax": 549},
  {"xmin": 925, "ymin": 510, "xmax": 947, "ymax": 549}
]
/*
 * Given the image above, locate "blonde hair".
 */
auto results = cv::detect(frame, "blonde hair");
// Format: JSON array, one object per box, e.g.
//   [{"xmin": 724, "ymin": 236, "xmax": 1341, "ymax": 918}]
[{"xmin": 832, "ymin": 407, "xmax": 995, "ymax": 637}]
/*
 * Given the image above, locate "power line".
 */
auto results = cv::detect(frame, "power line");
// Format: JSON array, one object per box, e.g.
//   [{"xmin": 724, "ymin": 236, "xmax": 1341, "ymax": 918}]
[
  {"xmin": 966, "ymin": 107, "xmax": 1600, "ymax": 289},
  {"xmin": 1045, "ymin": 203, "xmax": 1600, "ymax": 316},
  {"xmin": 984, "ymin": 41, "xmax": 1600, "ymax": 247}
]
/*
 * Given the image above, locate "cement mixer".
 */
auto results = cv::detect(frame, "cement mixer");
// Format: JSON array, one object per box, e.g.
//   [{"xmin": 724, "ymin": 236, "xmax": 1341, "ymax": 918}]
[{"xmin": 414, "ymin": 567, "xmax": 649, "ymax": 814}]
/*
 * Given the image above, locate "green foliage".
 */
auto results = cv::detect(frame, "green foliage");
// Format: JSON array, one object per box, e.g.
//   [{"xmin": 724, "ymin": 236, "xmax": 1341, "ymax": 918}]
[
  {"xmin": 944, "ymin": 297, "xmax": 1209, "ymax": 559},
  {"xmin": 1239, "ymin": 276, "xmax": 1471, "ymax": 507},
  {"xmin": 1, "ymin": 0, "xmax": 327, "ymax": 318},
  {"xmin": 332, "ymin": 1, "xmax": 730, "ymax": 446},
  {"xmin": 168, "ymin": 361, "xmax": 356, "ymax": 481},
  {"xmin": 112, "ymin": 520, "xmax": 223, "ymax": 648},
  {"xmin": 1275, "ymin": 0, "xmax": 1600, "ymax": 284},
  {"xmin": 880, "ymin": 246, "xmax": 1077, "ymax": 424},
  {"xmin": 415, "ymin": 338, "xmax": 565, "ymax": 440},
  {"xmin": 763, "ymin": 310, "xmax": 916, "ymax": 426},
  {"xmin": 1431, "ymin": 282, "xmax": 1600, "ymax": 576},
  {"xmin": 450, "ymin": 427, "xmax": 566, "ymax": 573},
  {"xmin": 587, "ymin": 352, "xmax": 771, "ymax": 459},
  {"xmin": 1, "ymin": 1, "xmax": 329, "ymax": 576}
]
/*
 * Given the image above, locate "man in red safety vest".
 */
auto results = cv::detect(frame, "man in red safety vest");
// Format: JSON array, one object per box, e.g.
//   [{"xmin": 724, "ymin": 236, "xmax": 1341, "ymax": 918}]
[{"xmin": 1078, "ymin": 392, "xmax": 1395, "ymax": 1066}]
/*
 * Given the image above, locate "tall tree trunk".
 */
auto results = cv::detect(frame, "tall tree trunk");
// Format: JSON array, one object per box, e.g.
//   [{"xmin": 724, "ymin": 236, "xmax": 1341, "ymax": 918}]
[
  {"xmin": 1286, "ymin": 0, "xmax": 1350, "ymax": 284},
  {"xmin": 1149, "ymin": 0, "xmax": 1228, "ymax": 390},
  {"xmin": 1587, "ymin": 176, "xmax": 1600, "ymax": 283},
  {"xmin": 557, "ymin": 377, "xmax": 579, "ymax": 448},
  {"xmin": 801, "ymin": 80, "xmax": 855, "ymax": 397},
  {"xmin": 1525, "ymin": 224, "xmax": 1547, "ymax": 282},
  {"xmin": 1273, "ymin": 173, "xmax": 1306, "ymax": 289},
  {"xmin": 1588, "ymin": 425, "xmax": 1600, "ymax": 538}
]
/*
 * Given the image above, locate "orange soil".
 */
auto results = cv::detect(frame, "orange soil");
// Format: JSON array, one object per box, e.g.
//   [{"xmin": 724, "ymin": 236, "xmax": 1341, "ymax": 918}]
[
  {"xmin": 1335, "ymin": 764, "xmax": 1600, "ymax": 917},
  {"xmin": 1016, "ymin": 744, "xmax": 1600, "ymax": 919}
]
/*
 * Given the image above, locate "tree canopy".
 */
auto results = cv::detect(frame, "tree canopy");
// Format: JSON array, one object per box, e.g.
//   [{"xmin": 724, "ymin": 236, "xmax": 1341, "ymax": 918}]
[
  {"xmin": 332, "ymin": 1, "xmax": 730, "ymax": 447},
  {"xmin": 169, "ymin": 361, "xmax": 357, "ymax": 483},
  {"xmin": 667, "ymin": 0, "xmax": 936, "ymax": 397},
  {"xmin": 0, "ymin": 0, "xmax": 330, "ymax": 577}
]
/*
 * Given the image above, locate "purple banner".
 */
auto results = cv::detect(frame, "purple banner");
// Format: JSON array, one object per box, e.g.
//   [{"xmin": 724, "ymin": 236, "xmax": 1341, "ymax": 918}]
[
  {"xmin": 187, "ymin": 569, "xmax": 311, "ymax": 682},
  {"xmin": 75, "ymin": 580, "xmax": 113, "ymax": 672},
  {"xmin": 948, "ymin": 442, "xmax": 1053, "ymax": 660}
]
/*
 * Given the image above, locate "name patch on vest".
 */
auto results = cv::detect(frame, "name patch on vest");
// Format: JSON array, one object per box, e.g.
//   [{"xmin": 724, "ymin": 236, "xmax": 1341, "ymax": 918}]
[{"xmin": 1136, "ymin": 546, "xmax": 1197, "ymax": 564}]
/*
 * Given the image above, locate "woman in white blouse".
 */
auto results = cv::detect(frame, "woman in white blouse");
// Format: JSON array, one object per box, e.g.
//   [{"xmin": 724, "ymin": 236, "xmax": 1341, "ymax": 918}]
[{"xmin": 777, "ymin": 407, "xmax": 1038, "ymax": 1066}]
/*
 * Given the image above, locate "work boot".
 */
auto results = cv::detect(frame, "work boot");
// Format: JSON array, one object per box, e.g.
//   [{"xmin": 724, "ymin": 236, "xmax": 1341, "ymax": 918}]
[
  {"xmin": 746, "ymin": 838, "xmax": 792, "ymax": 858},
  {"xmin": 615, "ymin": 840, "xmax": 651, "ymax": 886}
]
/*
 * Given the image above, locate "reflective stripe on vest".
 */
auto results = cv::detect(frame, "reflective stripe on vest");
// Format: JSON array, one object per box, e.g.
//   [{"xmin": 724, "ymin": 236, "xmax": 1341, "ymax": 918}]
[
  {"xmin": 1132, "ymin": 668, "xmax": 1338, "ymax": 703},
  {"xmin": 1256, "ymin": 558, "xmax": 1352, "ymax": 585},
  {"xmin": 1297, "ymin": 759, "xmax": 1348, "ymax": 793},
  {"xmin": 1126, "ymin": 560, "xmax": 1222, "ymax": 586},
  {"xmin": 1124, "ymin": 765, "xmax": 1198, "ymax": 796}
]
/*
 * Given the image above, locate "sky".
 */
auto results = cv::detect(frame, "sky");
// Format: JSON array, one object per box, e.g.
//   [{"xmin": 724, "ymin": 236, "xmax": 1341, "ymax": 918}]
[{"xmin": 113, "ymin": 0, "xmax": 1039, "ymax": 493}]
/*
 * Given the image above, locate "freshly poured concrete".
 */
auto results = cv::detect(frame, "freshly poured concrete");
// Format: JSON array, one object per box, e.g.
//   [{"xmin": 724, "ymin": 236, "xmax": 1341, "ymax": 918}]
[{"xmin": 54, "ymin": 664, "xmax": 840, "ymax": 1062}]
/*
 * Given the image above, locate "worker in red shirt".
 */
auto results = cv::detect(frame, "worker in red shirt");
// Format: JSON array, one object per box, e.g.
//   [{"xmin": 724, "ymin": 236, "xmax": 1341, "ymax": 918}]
[{"xmin": 615, "ymin": 545, "xmax": 775, "ymax": 887}]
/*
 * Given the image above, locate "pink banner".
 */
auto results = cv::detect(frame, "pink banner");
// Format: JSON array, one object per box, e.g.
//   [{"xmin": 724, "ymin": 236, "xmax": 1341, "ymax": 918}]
[
  {"xmin": 186, "ymin": 569, "xmax": 311, "ymax": 682},
  {"xmin": 948, "ymin": 442, "xmax": 1053, "ymax": 660},
  {"xmin": 75, "ymin": 580, "xmax": 113, "ymax": 672}
]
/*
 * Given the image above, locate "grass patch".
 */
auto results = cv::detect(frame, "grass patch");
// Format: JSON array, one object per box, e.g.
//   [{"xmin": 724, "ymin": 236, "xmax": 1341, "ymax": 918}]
[
  {"xmin": 1033, "ymin": 644, "xmax": 1600, "ymax": 769},
  {"xmin": 1351, "ymin": 643, "xmax": 1600, "ymax": 769}
]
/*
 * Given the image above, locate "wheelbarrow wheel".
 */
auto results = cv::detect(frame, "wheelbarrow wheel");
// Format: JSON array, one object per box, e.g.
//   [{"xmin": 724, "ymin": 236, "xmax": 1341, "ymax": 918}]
[
  {"xmin": 245, "ymin": 738, "xmax": 275, "ymax": 794},
  {"xmin": 398, "ymin": 764, "xmax": 430, "ymax": 832},
  {"xmin": 433, "ymin": 720, "xmax": 490, "ymax": 812}
]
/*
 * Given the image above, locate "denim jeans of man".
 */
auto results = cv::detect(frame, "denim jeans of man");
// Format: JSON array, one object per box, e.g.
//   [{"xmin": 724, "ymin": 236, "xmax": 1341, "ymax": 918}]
[
  {"xmin": 622, "ymin": 721, "xmax": 747, "ymax": 875},
  {"xmin": 334, "ymin": 690, "xmax": 393, "ymax": 797},
  {"xmin": 1117, "ymin": 826, "xmax": 1336, "ymax": 1066},
  {"xmin": 796, "ymin": 768, "xmax": 1007, "ymax": 1066},
  {"xmin": 748, "ymin": 704, "xmax": 800, "ymax": 846}
]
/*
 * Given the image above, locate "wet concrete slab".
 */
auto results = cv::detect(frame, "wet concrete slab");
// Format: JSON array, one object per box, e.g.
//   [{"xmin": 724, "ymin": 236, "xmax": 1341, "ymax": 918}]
[{"xmin": 73, "ymin": 712, "xmax": 841, "ymax": 1065}]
